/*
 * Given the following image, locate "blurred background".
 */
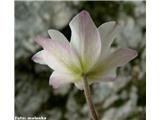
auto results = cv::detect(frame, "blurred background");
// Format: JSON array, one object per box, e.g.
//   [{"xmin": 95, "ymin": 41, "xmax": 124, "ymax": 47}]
[{"xmin": 15, "ymin": 1, "xmax": 146, "ymax": 120}]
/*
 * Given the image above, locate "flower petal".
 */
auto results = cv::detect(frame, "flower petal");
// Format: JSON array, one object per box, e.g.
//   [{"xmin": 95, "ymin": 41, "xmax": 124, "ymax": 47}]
[
  {"xmin": 69, "ymin": 10, "xmax": 101, "ymax": 71},
  {"xmin": 35, "ymin": 36, "xmax": 80, "ymax": 72},
  {"xmin": 88, "ymin": 48, "xmax": 137, "ymax": 79},
  {"xmin": 74, "ymin": 69, "xmax": 116, "ymax": 90},
  {"xmin": 98, "ymin": 21, "xmax": 121, "ymax": 57},
  {"xmin": 74, "ymin": 81, "xmax": 84, "ymax": 90},
  {"xmin": 104, "ymin": 48, "xmax": 137, "ymax": 68},
  {"xmin": 32, "ymin": 50, "xmax": 46, "ymax": 65},
  {"xmin": 74, "ymin": 79, "xmax": 93, "ymax": 90},
  {"xmin": 48, "ymin": 30, "xmax": 81, "ymax": 69},
  {"xmin": 49, "ymin": 71, "xmax": 77, "ymax": 88},
  {"xmin": 48, "ymin": 29, "xmax": 69, "ymax": 45},
  {"xmin": 32, "ymin": 50, "xmax": 63, "ymax": 70},
  {"xmin": 92, "ymin": 68, "xmax": 117, "ymax": 82}
]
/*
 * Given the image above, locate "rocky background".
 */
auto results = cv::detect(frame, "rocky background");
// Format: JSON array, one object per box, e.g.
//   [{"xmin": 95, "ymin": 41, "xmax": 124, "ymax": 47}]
[{"xmin": 15, "ymin": 1, "xmax": 146, "ymax": 120}]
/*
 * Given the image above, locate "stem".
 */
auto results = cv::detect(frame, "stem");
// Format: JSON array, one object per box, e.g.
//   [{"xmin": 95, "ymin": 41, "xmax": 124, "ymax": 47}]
[{"xmin": 82, "ymin": 74, "xmax": 99, "ymax": 120}]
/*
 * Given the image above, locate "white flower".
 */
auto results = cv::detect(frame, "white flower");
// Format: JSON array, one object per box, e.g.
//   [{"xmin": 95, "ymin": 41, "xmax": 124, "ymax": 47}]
[{"xmin": 32, "ymin": 10, "xmax": 137, "ymax": 90}]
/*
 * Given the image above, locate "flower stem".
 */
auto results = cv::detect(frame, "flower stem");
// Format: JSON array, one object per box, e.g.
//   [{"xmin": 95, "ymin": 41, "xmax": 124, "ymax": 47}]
[{"xmin": 82, "ymin": 74, "xmax": 99, "ymax": 120}]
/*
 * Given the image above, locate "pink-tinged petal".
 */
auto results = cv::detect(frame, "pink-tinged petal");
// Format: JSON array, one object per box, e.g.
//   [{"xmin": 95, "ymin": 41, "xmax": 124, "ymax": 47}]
[
  {"xmin": 48, "ymin": 29, "xmax": 81, "ymax": 68},
  {"xmin": 105, "ymin": 48, "xmax": 137, "ymax": 68},
  {"xmin": 69, "ymin": 10, "xmax": 101, "ymax": 71},
  {"xmin": 88, "ymin": 48, "xmax": 137, "ymax": 79},
  {"xmin": 32, "ymin": 50, "xmax": 46, "ymax": 65},
  {"xmin": 48, "ymin": 29, "xmax": 70, "ymax": 46},
  {"xmin": 35, "ymin": 36, "xmax": 70, "ymax": 55},
  {"xmin": 35, "ymin": 36, "xmax": 80, "ymax": 72},
  {"xmin": 49, "ymin": 71, "xmax": 76, "ymax": 88},
  {"xmin": 98, "ymin": 21, "xmax": 121, "ymax": 57},
  {"xmin": 32, "ymin": 50, "xmax": 64, "ymax": 70}
]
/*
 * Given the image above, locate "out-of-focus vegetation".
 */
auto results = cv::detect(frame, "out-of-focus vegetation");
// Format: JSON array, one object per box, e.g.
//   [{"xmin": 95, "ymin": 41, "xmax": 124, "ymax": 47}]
[{"xmin": 15, "ymin": 1, "xmax": 145, "ymax": 120}]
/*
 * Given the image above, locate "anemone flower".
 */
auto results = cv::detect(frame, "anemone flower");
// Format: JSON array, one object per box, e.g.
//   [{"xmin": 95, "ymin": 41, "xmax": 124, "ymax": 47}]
[{"xmin": 32, "ymin": 10, "xmax": 137, "ymax": 120}]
